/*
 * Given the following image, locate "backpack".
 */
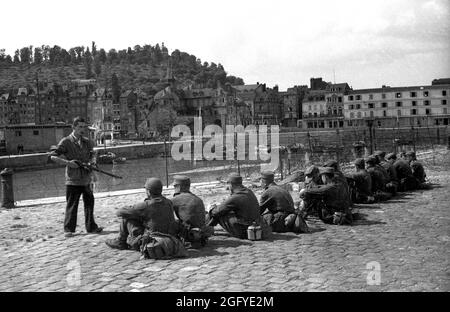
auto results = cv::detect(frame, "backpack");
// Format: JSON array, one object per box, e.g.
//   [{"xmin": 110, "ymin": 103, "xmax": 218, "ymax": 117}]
[{"xmin": 139, "ymin": 231, "xmax": 188, "ymax": 260}]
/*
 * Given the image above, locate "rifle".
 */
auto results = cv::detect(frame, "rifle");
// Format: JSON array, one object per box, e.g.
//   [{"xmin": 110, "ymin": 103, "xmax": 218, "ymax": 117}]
[{"xmin": 75, "ymin": 160, "xmax": 123, "ymax": 179}]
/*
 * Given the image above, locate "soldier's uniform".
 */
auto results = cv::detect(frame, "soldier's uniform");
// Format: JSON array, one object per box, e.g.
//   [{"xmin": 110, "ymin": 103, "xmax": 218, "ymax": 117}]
[
  {"xmin": 208, "ymin": 174, "xmax": 272, "ymax": 239},
  {"xmin": 106, "ymin": 178, "xmax": 179, "ymax": 250},
  {"xmin": 366, "ymin": 156, "xmax": 392, "ymax": 201},
  {"xmin": 324, "ymin": 160, "xmax": 352, "ymax": 207},
  {"xmin": 300, "ymin": 165, "xmax": 322, "ymax": 217},
  {"xmin": 300, "ymin": 167, "xmax": 352, "ymax": 225},
  {"xmin": 259, "ymin": 172, "xmax": 296, "ymax": 232},
  {"xmin": 171, "ymin": 176, "xmax": 206, "ymax": 229},
  {"xmin": 387, "ymin": 153, "xmax": 418, "ymax": 191},
  {"xmin": 171, "ymin": 175, "xmax": 213, "ymax": 247},
  {"xmin": 406, "ymin": 152, "xmax": 427, "ymax": 183},
  {"xmin": 347, "ymin": 158, "xmax": 374, "ymax": 204},
  {"xmin": 374, "ymin": 151, "xmax": 397, "ymax": 195}
]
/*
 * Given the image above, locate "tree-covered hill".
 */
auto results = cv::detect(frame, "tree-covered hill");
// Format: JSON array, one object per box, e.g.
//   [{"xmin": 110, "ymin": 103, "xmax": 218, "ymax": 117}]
[{"xmin": 0, "ymin": 42, "xmax": 244, "ymax": 95}]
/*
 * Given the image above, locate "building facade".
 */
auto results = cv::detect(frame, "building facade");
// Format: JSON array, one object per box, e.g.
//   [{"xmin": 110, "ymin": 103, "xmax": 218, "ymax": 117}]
[{"xmin": 343, "ymin": 84, "xmax": 450, "ymax": 128}]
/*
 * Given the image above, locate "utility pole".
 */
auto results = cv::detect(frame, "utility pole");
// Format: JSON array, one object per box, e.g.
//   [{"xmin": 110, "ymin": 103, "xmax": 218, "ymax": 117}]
[{"xmin": 35, "ymin": 71, "xmax": 42, "ymax": 124}]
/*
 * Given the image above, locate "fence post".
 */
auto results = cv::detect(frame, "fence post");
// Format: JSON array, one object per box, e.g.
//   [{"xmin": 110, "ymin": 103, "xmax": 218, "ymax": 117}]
[
  {"xmin": 164, "ymin": 140, "xmax": 169, "ymax": 187},
  {"xmin": 1, "ymin": 168, "xmax": 15, "ymax": 208}
]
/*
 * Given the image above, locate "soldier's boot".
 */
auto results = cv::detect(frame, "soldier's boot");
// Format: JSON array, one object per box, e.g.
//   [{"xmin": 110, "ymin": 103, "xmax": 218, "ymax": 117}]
[{"xmin": 105, "ymin": 238, "xmax": 128, "ymax": 250}]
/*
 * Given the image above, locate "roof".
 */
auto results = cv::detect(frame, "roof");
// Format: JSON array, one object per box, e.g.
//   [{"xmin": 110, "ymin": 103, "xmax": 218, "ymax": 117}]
[
  {"xmin": 183, "ymin": 88, "xmax": 215, "ymax": 98},
  {"xmin": 154, "ymin": 87, "xmax": 180, "ymax": 101},
  {"xmin": 348, "ymin": 84, "xmax": 450, "ymax": 95},
  {"xmin": 1, "ymin": 94, "xmax": 9, "ymax": 100},
  {"xmin": 233, "ymin": 84, "xmax": 260, "ymax": 92},
  {"xmin": 326, "ymin": 83, "xmax": 351, "ymax": 92}
]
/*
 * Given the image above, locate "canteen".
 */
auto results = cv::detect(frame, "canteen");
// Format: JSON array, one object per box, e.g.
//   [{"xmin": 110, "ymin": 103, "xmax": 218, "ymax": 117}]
[{"xmin": 247, "ymin": 222, "xmax": 262, "ymax": 241}]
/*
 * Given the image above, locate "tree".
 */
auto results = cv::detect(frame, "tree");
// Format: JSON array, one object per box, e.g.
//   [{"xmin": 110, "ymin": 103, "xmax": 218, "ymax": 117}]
[
  {"xmin": 13, "ymin": 50, "xmax": 20, "ymax": 63},
  {"xmin": 91, "ymin": 41, "xmax": 97, "ymax": 57},
  {"xmin": 111, "ymin": 73, "xmax": 121, "ymax": 103},
  {"xmin": 98, "ymin": 48, "xmax": 107, "ymax": 63},
  {"xmin": 84, "ymin": 47, "xmax": 93, "ymax": 79},
  {"xmin": 107, "ymin": 49, "xmax": 118, "ymax": 63},
  {"xmin": 69, "ymin": 48, "xmax": 77, "ymax": 63},
  {"xmin": 94, "ymin": 57, "xmax": 102, "ymax": 77},
  {"xmin": 34, "ymin": 47, "xmax": 43, "ymax": 64},
  {"xmin": 49, "ymin": 45, "xmax": 62, "ymax": 65},
  {"xmin": 41, "ymin": 45, "xmax": 50, "ymax": 62},
  {"xmin": 19, "ymin": 46, "xmax": 32, "ymax": 64}
]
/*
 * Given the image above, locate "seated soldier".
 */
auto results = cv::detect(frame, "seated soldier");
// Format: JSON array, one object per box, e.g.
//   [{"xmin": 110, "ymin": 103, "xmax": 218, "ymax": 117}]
[
  {"xmin": 372, "ymin": 151, "xmax": 391, "ymax": 189},
  {"xmin": 259, "ymin": 171, "xmax": 297, "ymax": 232},
  {"xmin": 406, "ymin": 151, "xmax": 426, "ymax": 183},
  {"xmin": 298, "ymin": 165, "xmax": 322, "ymax": 218},
  {"xmin": 171, "ymin": 175, "xmax": 213, "ymax": 247},
  {"xmin": 324, "ymin": 159, "xmax": 352, "ymax": 207},
  {"xmin": 375, "ymin": 150, "xmax": 398, "ymax": 195},
  {"xmin": 206, "ymin": 173, "xmax": 272, "ymax": 239},
  {"xmin": 347, "ymin": 158, "xmax": 375, "ymax": 204},
  {"xmin": 386, "ymin": 153, "xmax": 418, "ymax": 191},
  {"xmin": 366, "ymin": 156, "xmax": 392, "ymax": 201},
  {"xmin": 324, "ymin": 160, "xmax": 347, "ymax": 186},
  {"xmin": 300, "ymin": 167, "xmax": 352, "ymax": 225},
  {"xmin": 105, "ymin": 178, "xmax": 178, "ymax": 250}
]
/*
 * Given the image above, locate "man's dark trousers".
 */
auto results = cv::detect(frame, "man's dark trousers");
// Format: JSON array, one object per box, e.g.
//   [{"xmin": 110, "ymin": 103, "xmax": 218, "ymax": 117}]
[{"xmin": 65, "ymin": 185, "xmax": 98, "ymax": 233}]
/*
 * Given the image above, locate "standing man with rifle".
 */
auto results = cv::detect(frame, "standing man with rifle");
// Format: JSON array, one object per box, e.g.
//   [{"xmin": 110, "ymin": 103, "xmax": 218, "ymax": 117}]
[{"xmin": 49, "ymin": 117, "xmax": 103, "ymax": 237}]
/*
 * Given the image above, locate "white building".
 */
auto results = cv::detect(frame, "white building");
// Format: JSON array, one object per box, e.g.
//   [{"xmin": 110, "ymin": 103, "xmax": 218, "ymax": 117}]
[{"xmin": 344, "ymin": 84, "xmax": 450, "ymax": 128}]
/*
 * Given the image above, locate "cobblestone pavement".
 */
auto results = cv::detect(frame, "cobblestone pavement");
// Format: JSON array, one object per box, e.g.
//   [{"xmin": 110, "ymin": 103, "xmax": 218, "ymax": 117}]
[{"xmin": 0, "ymin": 153, "xmax": 449, "ymax": 292}]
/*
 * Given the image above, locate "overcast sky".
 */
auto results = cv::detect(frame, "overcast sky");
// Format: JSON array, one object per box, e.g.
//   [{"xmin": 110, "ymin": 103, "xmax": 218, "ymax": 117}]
[{"xmin": 2, "ymin": 0, "xmax": 449, "ymax": 90}]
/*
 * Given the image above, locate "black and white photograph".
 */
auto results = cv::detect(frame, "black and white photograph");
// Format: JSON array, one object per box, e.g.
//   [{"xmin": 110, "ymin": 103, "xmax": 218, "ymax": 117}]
[{"xmin": 0, "ymin": 0, "xmax": 449, "ymax": 299}]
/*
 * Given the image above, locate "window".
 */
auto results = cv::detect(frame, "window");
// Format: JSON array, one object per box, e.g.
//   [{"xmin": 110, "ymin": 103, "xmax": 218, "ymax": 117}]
[
  {"xmin": 349, "ymin": 104, "xmax": 354, "ymax": 109},
  {"xmin": 356, "ymin": 104, "xmax": 361, "ymax": 109},
  {"xmin": 338, "ymin": 97, "xmax": 342, "ymax": 103},
  {"xmin": 382, "ymin": 102, "xmax": 387, "ymax": 108},
  {"xmin": 357, "ymin": 112, "xmax": 362, "ymax": 118},
  {"xmin": 368, "ymin": 103, "xmax": 374, "ymax": 109},
  {"xmin": 443, "ymin": 90, "xmax": 447, "ymax": 96},
  {"xmin": 396, "ymin": 101, "xmax": 402, "ymax": 107},
  {"xmin": 348, "ymin": 95, "xmax": 354, "ymax": 101},
  {"xmin": 423, "ymin": 91, "xmax": 429, "ymax": 97},
  {"xmin": 370, "ymin": 111, "xmax": 374, "ymax": 117},
  {"xmin": 442, "ymin": 100, "xmax": 447, "ymax": 105},
  {"xmin": 411, "ymin": 109, "xmax": 417, "ymax": 115},
  {"xmin": 339, "ymin": 121, "xmax": 344, "ymax": 127},
  {"xmin": 369, "ymin": 94, "xmax": 373, "ymax": 100},
  {"xmin": 33, "ymin": 130, "xmax": 39, "ymax": 135},
  {"xmin": 382, "ymin": 94, "xmax": 386, "ymax": 99},
  {"xmin": 410, "ymin": 92, "xmax": 417, "ymax": 97},
  {"xmin": 355, "ymin": 95, "xmax": 361, "ymax": 100},
  {"xmin": 397, "ymin": 110, "xmax": 401, "ymax": 116},
  {"xmin": 15, "ymin": 131, "xmax": 22, "ymax": 136},
  {"xmin": 383, "ymin": 110, "xmax": 387, "ymax": 117},
  {"xmin": 443, "ymin": 108, "xmax": 448, "ymax": 114},
  {"xmin": 328, "ymin": 121, "xmax": 333, "ymax": 128},
  {"xmin": 426, "ymin": 109, "xmax": 431, "ymax": 115},
  {"xmin": 424, "ymin": 100, "xmax": 430, "ymax": 106},
  {"xmin": 412, "ymin": 101, "xmax": 417, "ymax": 106},
  {"xmin": 350, "ymin": 112, "xmax": 354, "ymax": 119},
  {"xmin": 396, "ymin": 92, "xmax": 402, "ymax": 98}
]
